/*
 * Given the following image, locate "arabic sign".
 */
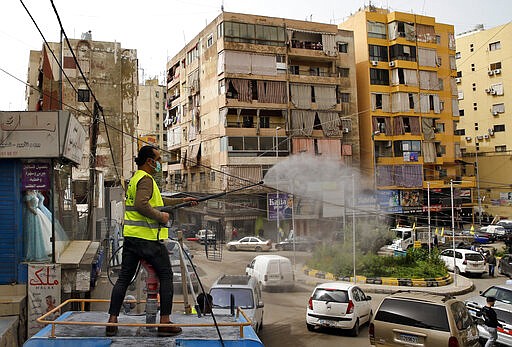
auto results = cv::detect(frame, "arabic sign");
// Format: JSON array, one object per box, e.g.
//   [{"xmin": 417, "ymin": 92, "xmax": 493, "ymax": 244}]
[
  {"xmin": 22, "ymin": 163, "xmax": 50, "ymax": 190},
  {"xmin": 267, "ymin": 193, "xmax": 292, "ymax": 220},
  {"xmin": 27, "ymin": 264, "xmax": 61, "ymax": 337},
  {"xmin": 62, "ymin": 114, "xmax": 86, "ymax": 164}
]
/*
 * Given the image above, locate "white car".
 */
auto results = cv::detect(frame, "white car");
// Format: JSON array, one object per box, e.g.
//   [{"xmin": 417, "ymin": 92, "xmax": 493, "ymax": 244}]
[
  {"xmin": 227, "ymin": 237, "xmax": 272, "ymax": 252},
  {"xmin": 439, "ymin": 248, "xmax": 486, "ymax": 276},
  {"xmin": 195, "ymin": 229, "xmax": 215, "ymax": 244},
  {"xmin": 306, "ymin": 282, "xmax": 372, "ymax": 336}
]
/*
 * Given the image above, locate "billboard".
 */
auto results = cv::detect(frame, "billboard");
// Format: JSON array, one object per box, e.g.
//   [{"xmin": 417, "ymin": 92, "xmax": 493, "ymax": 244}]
[{"xmin": 267, "ymin": 193, "xmax": 292, "ymax": 220}]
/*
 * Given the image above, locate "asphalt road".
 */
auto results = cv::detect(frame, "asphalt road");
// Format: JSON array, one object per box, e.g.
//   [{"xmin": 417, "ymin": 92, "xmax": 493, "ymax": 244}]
[{"xmin": 92, "ymin": 241, "xmax": 508, "ymax": 346}]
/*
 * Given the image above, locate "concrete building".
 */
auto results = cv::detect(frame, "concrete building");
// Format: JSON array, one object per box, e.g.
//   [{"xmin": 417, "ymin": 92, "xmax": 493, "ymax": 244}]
[
  {"xmin": 339, "ymin": 6, "xmax": 475, "ymax": 226},
  {"xmin": 456, "ymin": 22, "xmax": 512, "ymax": 219},
  {"xmin": 164, "ymin": 12, "xmax": 359, "ymax": 238},
  {"xmin": 26, "ymin": 32, "xmax": 138, "ymax": 200}
]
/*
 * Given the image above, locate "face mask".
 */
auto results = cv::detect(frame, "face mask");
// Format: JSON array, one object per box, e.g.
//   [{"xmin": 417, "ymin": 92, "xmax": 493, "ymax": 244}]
[{"xmin": 154, "ymin": 160, "xmax": 162, "ymax": 173}]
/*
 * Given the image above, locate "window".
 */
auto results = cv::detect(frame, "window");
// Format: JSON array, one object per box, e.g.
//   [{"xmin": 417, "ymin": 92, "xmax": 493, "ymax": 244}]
[
  {"xmin": 436, "ymin": 35, "xmax": 441, "ymax": 44},
  {"xmin": 457, "ymin": 91, "xmax": 464, "ymax": 100},
  {"xmin": 367, "ymin": 21, "xmax": 386, "ymax": 39},
  {"xmin": 455, "ymin": 52, "xmax": 461, "ymax": 59},
  {"xmin": 489, "ymin": 41, "xmax": 501, "ymax": 51},
  {"xmin": 456, "ymin": 71, "xmax": 462, "ymax": 78},
  {"xmin": 459, "ymin": 109, "xmax": 465, "ymax": 116},
  {"xmin": 206, "ymin": 34, "xmax": 214, "ymax": 48},
  {"xmin": 156, "ymin": 102, "xmax": 159, "ymax": 109},
  {"xmin": 338, "ymin": 68, "xmax": 349, "ymax": 77},
  {"xmin": 155, "ymin": 91, "xmax": 160, "ymax": 98},
  {"xmin": 470, "ymin": 43, "xmax": 474, "ymax": 52},
  {"xmin": 369, "ymin": 44, "xmax": 388, "ymax": 61},
  {"xmin": 393, "ymin": 140, "xmax": 421, "ymax": 159},
  {"xmin": 454, "ymin": 129, "xmax": 465, "ymax": 136},
  {"xmin": 375, "ymin": 94, "xmax": 382, "ymax": 109},
  {"xmin": 210, "ymin": 171, "xmax": 216, "ymax": 182},
  {"xmin": 490, "ymin": 62, "xmax": 502, "ymax": 70},
  {"xmin": 473, "ymin": 102, "xmax": 478, "ymax": 111},
  {"xmin": 276, "ymin": 55, "xmax": 286, "ymax": 63},
  {"xmin": 472, "ymin": 83, "xmax": 476, "ymax": 92},
  {"xmin": 259, "ymin": 116, "xmax": 270, "ymax": 128},
  {"xmin": 471, "ymin": 63, "xmax": 475, "ymax": 72},
  {"xmin": 339, "ymin": 93, "xmax": 350, "ymax": 103},
  {"xmin": 77, "ymin": 89, "xmax": 90, "ymax": 102},
  {"xmin": 389, "ymin": 44, "xmax": 417, "ymax": 62},
  {"xmin": 370, "ymin": 68, "xmax": 389, "ymax": 85},
  {"xmin": 338, "ymin": 43, "xmax": 348, "ymax": 53},
  {"xmin": 436, "ymin": 123, "xmax": 445, "ymax": 133},
  {"xmin": 494, "ymin": 124, "xmax": 505, "ymax": 132},
  {"xmin": 289, "ymin": 65, "xmax": 299, "ymax": 75},
  {"xmin": 223, "ymin": 21, "xmax": 285, "ymax": 46},
  {"xmin": 492, "ymin": 103, "xmax": 505, "ymax": 114},
  {"xmin": 496, "ymin": 145, "xmax": 507, "ymax": 152}
]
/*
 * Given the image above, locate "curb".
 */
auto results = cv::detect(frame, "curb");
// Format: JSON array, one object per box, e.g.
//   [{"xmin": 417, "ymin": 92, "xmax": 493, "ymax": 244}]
[{"xmin": 302, "ymin": 266, "xmax": 453, "ymax": 287}]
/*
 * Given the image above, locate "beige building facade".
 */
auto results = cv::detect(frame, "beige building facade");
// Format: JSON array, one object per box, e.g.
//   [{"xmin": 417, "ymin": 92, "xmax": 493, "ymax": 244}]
[
  {"xmin": 165, "ymin": 12, "xmax": 359, "ymax": 237},
  {"xmin": 456, "ymin": 22, "xmax": 512, "ymax": 219},
  {"xmin": 25, "ymin": 33, "xmax": 138, "ymax": 200},
  {"xmin": 340, "ymin": 7, "xmax": 475, "ymax": 225}
]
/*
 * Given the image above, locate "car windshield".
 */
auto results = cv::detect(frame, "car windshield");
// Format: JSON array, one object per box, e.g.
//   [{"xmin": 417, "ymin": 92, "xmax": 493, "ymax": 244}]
[
  {"xmin": 482, "ymin": 287, "xmax": 512, "ymax": 304},
  {"xmin": 313, "ymin": 289, "xmax": 349, "ymax": 303},
  {"xmin": 210, "ymin": 288, "xmax": 254, "ymax": 309},
  {"xmin": 375, "ymin": 298, "xmax": 450, "ymax": 332}
]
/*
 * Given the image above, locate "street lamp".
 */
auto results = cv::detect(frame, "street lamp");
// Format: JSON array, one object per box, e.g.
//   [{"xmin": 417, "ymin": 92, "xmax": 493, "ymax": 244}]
[{"xmin": 275, "ymin": 126, "xmax": 282, "ymax": 243}]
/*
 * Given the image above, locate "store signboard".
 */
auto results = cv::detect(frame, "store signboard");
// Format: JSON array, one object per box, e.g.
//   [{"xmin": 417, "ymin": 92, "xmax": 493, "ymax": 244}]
[
  {"xmin": 22, "ymin": 162, "xmax": 51, "ymax": 190},
  {"xmin": 27, "ymin": 264, "xmax": 61, "ymax": 337}
]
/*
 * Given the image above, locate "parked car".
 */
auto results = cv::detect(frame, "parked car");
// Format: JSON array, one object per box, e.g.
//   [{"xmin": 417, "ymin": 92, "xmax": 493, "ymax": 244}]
[
  {"xmin": 499, "ymin": 255, "xmax": 512, "ymax": 277},
  {"xmin": 497, "ymin": 220, "xmax": 512, "ymax": 233},
  {"xmin": 245, "ymin": 255, "xmax": 294, "ymax": 291},
  {"xmin": 227, "ymin": 237, "xmax": 272, "ymax": 252},
  {"xmin": 465, "ymin": 284, "xmax": 512, "ymax": 346},
  {"xmin": 209, "ymin": 275, "xmax": 264, "ymax": 333},
  {"xmin": 275, "ymin": 236, "xmax": 320, "ymax": 251},
  {"xmin": 370, "ymin": 291, "xmax": 479, "ymax": 346},
  {"xmin": 439, "ymin": 248, "xmax": 486, "ymax": 276},
  {"xmin": 195, "ymin": 229, "xmax": 216, "ymax": 244},
  {"xmin": 480, "ymin": 225, "xmax": 506, "ymax": 239},
  {"xmin": 306, "ymin": 282, "xmax": 372, "ymax": 337}
]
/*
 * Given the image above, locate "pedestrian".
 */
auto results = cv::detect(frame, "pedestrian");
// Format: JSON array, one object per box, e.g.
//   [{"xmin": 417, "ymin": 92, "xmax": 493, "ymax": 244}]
[
  {"xmin": 231, "ymin": 227, "xmax": 238, "ymax": 240},
  {"xmin": 106, "ymin": 146, "xmax": 197, "ymax": 337},
  {"xmin": 478, "ymin": 296, "xmax": 503, "ymax": 347},
  {"xmin": 433, "ymin": 234, "xmax": 438, "ymax": 248},
  {"xmin": 487, "ymin": 252, "xmax": 497, "ymax": 277}
]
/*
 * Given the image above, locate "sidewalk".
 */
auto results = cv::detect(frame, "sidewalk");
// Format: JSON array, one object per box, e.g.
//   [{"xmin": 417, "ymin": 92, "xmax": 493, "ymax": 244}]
[{"xmin": 295, "ymin": 265, "xmax": 474, "ymax": 296}]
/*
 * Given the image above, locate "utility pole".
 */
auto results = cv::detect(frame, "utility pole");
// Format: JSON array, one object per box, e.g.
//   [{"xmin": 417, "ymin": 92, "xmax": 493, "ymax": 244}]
[{"xmin": 87, "ymin": 101, "xmax": 101, "ymax": 241}]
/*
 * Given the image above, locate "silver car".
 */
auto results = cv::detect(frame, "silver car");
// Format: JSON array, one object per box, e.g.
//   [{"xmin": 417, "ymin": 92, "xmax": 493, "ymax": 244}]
[{"xmin": 465, "ymin": 284, "xmax": 512, "ymax": 346}]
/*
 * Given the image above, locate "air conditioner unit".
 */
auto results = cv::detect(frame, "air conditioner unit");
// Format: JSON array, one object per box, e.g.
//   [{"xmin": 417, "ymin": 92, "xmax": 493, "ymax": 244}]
[
  {"xmin": 465, "ymin": 136, "xmax": 472, "ymax": 141},
  {"xmin": 494, "ymin": 69, "xmax": 501, "ymax": 74},
  {"xmin": 476, "ymin": 135, "xmax": 484, "ymax": 140},
  {"xmin": 455, "ymin": 77, "xmax": 461, "ymax": 83},
  {"xmin": 491, "ymin": 90, "xmax": 497, "ymax": 95},
  {"xmin": 385, "ymin": 140, "xmax": 392, "ymax": 148},
  {"xmin": 342, "ymin": 127, "xmax": 350, "ymax": 133},
  {"xmin": 493, "ymin": 111, "xmax": 499, "ymax": 116},
  {"xmin": 371, "ymin": 60, "xmax": 379, "ymax": 66},
  {"xmin": 389, "ymin": 61, "xmax": 396, "ymax": 67},
  {"xmin": 488, "ymin": 70, "xmax": 494, "ymax": 76},
  {"xmin": 488, "ymin": 128, "xmax": 495, "ymax": 135},
  {"xmin": 484, "ymin": 134, "xmax": 490, "ymax": 139},
  {"xmin": 485, "ymin": 88, "xmax": 491, "ymax": 93}
]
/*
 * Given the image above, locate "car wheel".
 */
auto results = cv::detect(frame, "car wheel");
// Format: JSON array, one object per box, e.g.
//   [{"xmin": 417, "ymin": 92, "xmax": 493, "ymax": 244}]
[
  {"xmin": 228, "ymin": 245, "xmax": 236, "ymax": 251},
  {"xmin": 306, "ymin": 323, "xmax": 315, "ymax": 332},
  {"xmin": 350, "ymin": 319, "xmax": 359, "ymax": 337},
  {"xmin": 255, "ymin": 246, "xmax": 262, "ymax": 252}
]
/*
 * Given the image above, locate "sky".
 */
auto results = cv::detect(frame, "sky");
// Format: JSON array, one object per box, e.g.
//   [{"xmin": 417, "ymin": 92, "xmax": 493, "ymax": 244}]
[{"xmin": 0, "ymin": 0, "xmax": 510, "ymax": 111}]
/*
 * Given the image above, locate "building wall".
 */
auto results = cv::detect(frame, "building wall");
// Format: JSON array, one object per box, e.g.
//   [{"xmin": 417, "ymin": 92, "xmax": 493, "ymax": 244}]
[
  {"xmin": 137, "ymin": 79, "xmax": 166, "ymax": 150},
  {"xmin": 164, "ymin": 12, "xmax": 359, "ymax": 236},
  {"xmin": 26, "ymin": 37, "xmax": 138, "ymax": 184},
  {"xmin": 340, "ymin": 7, "xmax": 472, "ymax": 195},
  {"xmin": 456, "ymin": 23, "xmax": 512, "ymax": 219}
]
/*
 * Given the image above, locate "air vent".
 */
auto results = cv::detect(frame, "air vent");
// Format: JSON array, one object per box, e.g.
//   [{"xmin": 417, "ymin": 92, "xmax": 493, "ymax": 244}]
[{"xmin": 371, "ymin": 61, "xmax": 379, "ymax": 66}]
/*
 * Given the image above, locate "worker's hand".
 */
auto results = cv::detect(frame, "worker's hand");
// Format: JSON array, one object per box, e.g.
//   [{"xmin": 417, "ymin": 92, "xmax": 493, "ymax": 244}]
[
  {"xmin": 161, "ymin": 211, "xmax": 170, "ymax": 224},
  {"xmin": 183, "ymin": 197, "xmax": 199, "ymax": 206}
]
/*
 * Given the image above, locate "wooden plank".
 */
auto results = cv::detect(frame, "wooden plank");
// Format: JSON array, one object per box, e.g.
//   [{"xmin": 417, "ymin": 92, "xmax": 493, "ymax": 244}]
[{"xmin": 57, "ymin": 241, "xmax": 91, "ymax": 265}]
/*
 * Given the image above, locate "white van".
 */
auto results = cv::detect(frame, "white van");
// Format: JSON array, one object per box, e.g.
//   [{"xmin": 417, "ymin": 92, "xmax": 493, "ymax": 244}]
[{"xmin": 245, "ymin": 255, "xmax": 294, "ymax": 291}]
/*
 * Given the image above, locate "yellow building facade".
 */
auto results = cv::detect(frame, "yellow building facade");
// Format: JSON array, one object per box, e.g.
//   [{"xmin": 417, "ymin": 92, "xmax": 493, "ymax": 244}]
[
  {"xmin": 456, "ymin": 23, "xmax": 512, "ymax": 219},
  {"xmin": 340, "ymin": 6, "xmax": 475, "ymax": 221}
]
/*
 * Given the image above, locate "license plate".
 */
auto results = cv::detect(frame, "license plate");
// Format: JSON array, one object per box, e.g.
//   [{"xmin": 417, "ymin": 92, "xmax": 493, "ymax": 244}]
[
  {"xmin": 318, "ymin": 319, "xmax": 335, "ymax": 327},
  {"xmin": 399, "ymin": 333, "xmax": 419, "ymax": 344}
]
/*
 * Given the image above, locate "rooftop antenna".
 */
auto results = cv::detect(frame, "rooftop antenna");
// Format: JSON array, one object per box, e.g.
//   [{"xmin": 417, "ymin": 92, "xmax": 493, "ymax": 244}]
[{"xmin": 221, "ymin": 0, "xmax": 224, "ymax": 12}]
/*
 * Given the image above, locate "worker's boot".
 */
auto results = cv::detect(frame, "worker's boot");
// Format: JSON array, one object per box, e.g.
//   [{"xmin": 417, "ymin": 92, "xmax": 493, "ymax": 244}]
[{"xmin": 157, "ymin": 323, "xmax": 182, "ymax": 337}]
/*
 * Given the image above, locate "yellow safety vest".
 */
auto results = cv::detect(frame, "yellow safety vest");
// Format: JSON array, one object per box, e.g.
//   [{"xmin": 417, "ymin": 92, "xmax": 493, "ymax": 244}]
[{"xmin": 123, "ymin": 170, "xmax": 166, "ymax": 241}]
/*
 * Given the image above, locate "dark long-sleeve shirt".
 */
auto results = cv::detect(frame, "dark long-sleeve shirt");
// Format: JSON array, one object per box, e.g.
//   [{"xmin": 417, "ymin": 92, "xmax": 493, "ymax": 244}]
[{"xmin": 481, "ymin": 306, "xmax": 501, "ymax": 328}]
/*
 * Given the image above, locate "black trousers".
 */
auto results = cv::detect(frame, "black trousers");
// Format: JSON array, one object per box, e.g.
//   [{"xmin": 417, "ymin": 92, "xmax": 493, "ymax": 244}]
[{"xmin": 108, "ymin": 237, "xmax": 173, "ymax": 316}]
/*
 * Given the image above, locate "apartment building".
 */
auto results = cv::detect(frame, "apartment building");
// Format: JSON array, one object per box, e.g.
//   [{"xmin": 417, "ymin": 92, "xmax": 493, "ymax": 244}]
[
  {"xmin": 340, "ymin": 6, "xmax": 475, "ymax": 224},
  {"xmin": 26, "ymin": 32, "xmax": 138, "ymax": 200},
  {"xmin": 456, "ymin": 22, "xmax": 512, "ymax": 219},
  {"xmin": 165, "ymin": 12, "xmax": 359, "ymax": 237}
]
